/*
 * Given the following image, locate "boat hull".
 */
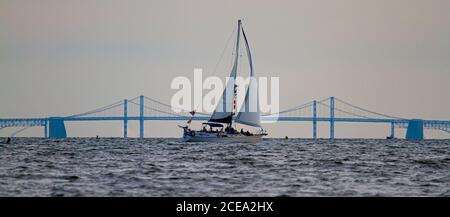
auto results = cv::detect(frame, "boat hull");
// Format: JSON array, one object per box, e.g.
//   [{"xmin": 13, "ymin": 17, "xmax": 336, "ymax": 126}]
[{"xmin": 183, "ymin": 133, "xmax": 263, "ymax": 143}]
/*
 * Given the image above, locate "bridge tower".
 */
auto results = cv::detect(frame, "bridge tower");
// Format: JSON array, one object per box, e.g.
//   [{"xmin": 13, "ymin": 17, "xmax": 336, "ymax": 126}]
[
  {"xmin": 124, "ymin": 99, "xmax": 128, "ymax": 138},
  {"xmin": 330, "ymin": 96, "xmax": 335, "ymax": 139},
  {"xmin": 44, "ymin": 119, "xmax": 48, "ymax": 138},
  {"xmin": 139, "ymin": 95, "xmax": 144, "ymax": 139},
  {"xmin": 390, "ymin": 122, "xmax": 395, "ymax": 138},
  {"xmin": 406, "ymin": 119, "xmax": 424, "ymax": 140},
  {"xmin": 313, "ymin": 100, "xmax": 317, "ymax": 139},
  {"xmin": 48, "ymin": 117, "xmax": 67, "ymax": 138}
]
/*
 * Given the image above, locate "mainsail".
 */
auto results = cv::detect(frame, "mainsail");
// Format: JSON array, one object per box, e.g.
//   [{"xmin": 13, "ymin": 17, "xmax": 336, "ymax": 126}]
[
  {"xmin": 209, "ymin": 20, "xmax": 242, "ymax": 124},
  {"xmin": 235, "ymin": 27, "xmax": 261, "ymax": 128},
  {"xmin": 209, "ymin": 20, "xmax": 261, "ymax": 128}
]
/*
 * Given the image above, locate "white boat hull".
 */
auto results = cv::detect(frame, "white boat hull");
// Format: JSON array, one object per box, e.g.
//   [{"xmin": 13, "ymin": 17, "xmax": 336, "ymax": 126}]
[{"xmin": 182, "ymin": 131, "xmax": 263, "ymax": 143}]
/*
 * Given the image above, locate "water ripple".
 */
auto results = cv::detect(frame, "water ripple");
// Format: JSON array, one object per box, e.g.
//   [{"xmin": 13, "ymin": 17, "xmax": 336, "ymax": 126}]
[{"xmin": 0, "ymin": 138, "xmax": 449, "ymax": 196}]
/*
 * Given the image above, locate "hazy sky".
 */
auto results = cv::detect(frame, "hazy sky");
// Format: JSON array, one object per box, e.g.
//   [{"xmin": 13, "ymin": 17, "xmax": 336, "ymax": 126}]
[{"xmin": 1, "ymin": 0, "xmax": 449, "ymax": 138}]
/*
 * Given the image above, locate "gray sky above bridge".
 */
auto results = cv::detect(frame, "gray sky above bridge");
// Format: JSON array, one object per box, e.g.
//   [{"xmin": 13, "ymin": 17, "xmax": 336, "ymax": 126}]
[{"xmin": 1, "ymin": 0, "xmax": 449, "ymax": 138}]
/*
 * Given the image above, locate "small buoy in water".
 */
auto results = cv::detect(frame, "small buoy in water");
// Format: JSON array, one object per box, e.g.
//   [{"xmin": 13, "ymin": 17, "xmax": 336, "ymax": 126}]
[{"xmin": 96, "ymin": 135, "xmax": 99, "ymax": 139}]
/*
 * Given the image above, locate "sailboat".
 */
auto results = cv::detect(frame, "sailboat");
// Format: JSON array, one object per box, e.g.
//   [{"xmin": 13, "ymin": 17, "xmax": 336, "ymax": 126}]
[{"xmin": 180, "ymin": 20, "xmax": 267, "ymax": 143}]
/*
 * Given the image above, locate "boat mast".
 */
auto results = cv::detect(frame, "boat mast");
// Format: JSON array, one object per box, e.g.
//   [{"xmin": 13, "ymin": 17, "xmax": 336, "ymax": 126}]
[{"xmin": 231, "ymin": 20, "xmax": 242, "ymax": 127}]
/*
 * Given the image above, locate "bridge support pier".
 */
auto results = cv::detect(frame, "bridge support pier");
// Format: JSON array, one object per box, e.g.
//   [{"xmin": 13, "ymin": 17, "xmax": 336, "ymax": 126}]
[
  {"xmin": 330, "ymin": 97, "xmax": 335, "ymax": 140},
  {"xmin": 49, "ymin": 117, "xmax": 67, "ymax": 138},
  {"xmin": 44, "ymin": 120, "xmax": 48, "ymax": 138},
  {"xmin": 124, "ymin": 99, "xmax": 128, "ymax": 138},
  {"xmin": 390, "ymin": 122, "xmax": 395, "ymax": 138},
  {"xmin": 139, "ymin": 95, "xmax": 144, "ymax": 139},
  {"xmin": 406, "ymin": 119, "xmax": 424, "ymax": 140},
  {"xmin": 313, "ymin": 100, "xmax": 317, "ymax": 139}
]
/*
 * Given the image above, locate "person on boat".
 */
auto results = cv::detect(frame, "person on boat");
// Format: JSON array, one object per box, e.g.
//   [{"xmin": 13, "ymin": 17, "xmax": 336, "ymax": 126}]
[
  {"xmin": 240, "ymin": 128, "xmax": 244, "ymax": 134},
  {"xmin": 227, "ymin": 126, "xmax": 234, "ymax": 134},
  {"xmin": 202, "ymin": 126, "xmax": 207, "ymax": 132}
]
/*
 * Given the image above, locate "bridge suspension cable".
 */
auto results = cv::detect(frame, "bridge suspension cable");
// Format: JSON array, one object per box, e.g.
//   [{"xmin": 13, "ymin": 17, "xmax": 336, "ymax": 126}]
[
  {"xmin": 127, "ymin": 100, "xmax": 189, "ymax": 118},
  {"xmin": 65, "ymin": 99, "xmax": 124, "ymax": 118},
  {"xmin": 143, "ymin": 96, "xmax": 210, "ymax": 116},
  {"xmin": 440, "ymin": 129, "xmax": 450, "ymax": 133},
  {"xmin": 126, "ymin": 96, "xmax": 141, "ymax": 103},
  {"xmin": 10, "ymin": 126, "xmax": 31, "ymax": 137},
  {"xmin": 334, "ymin": 97, "xmax": 405, "ymax": 120},
  {"xmin": 263, "ymin": 97, "xmax": 331, "ymax": 116},
  {"xmin": 317, "ymin": 101, "xmax": 373, "ymax": 119},
  {"xmin": 263, "ymin": 101, "xmax": 313, "ymax": 116}
]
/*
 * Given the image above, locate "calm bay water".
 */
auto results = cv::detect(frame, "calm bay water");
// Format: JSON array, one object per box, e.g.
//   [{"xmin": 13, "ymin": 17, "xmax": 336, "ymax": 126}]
[{"xmin": 0, "ymin": 138, "xmax": 449, "ymax": 197}]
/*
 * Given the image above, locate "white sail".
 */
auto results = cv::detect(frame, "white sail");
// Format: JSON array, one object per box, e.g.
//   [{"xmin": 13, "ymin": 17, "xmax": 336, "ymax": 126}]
[
  {"xmin": 180, "ymin": 20, "xmax": 267, "ymax": 143},
  {"xmin": 235, "ymin": 27, "xmax": 261, "ymax": 128},
  {"xmin": 208, "ymin": 77, "xmax": 235, "ymax": 123},
  {"xmin": 235, "ymin": 78, "xmax": 260, "ymax": 127},
  {"xmin": 209, "ymin": 20, "xmax": 241, "ymax": 124}
]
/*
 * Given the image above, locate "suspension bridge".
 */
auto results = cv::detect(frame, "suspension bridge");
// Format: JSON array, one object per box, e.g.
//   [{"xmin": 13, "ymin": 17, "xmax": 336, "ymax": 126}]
[{"xmin": 1, "ymin": 95, "xmax": 449, "ymax": 140}]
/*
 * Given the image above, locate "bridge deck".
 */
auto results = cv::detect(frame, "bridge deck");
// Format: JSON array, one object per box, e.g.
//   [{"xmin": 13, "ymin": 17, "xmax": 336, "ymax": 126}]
[
  {"xmin": 2, "ymin": 116, "xmax": 449, "ymax": 127},
  {"xmin": 1, "ymin": 95, "xmax": 449, "ymax": 138}
]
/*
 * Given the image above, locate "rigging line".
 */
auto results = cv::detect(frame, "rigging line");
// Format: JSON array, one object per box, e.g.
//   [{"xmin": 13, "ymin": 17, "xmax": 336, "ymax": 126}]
[
  {"xmin": 212, "ymin": 28, "xmax": 236, "ymax": 76},
  {"xmin": 230, "ymin": 25, "xmax": 238, "ymax": 71},
  {"xmin": 65, "ymin": 100, "xmax": 124, "ymax": 118},
  {"xmin": 334, "ymin": 97, "xmax": 404, "ymax": 119},
  {"xmin": 317, "ymin": 102, "xmax": 373, "ymax": 119},
  {"xmin": 238, "ymin": 33, "xmax": 244, "ymax": 77}
]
